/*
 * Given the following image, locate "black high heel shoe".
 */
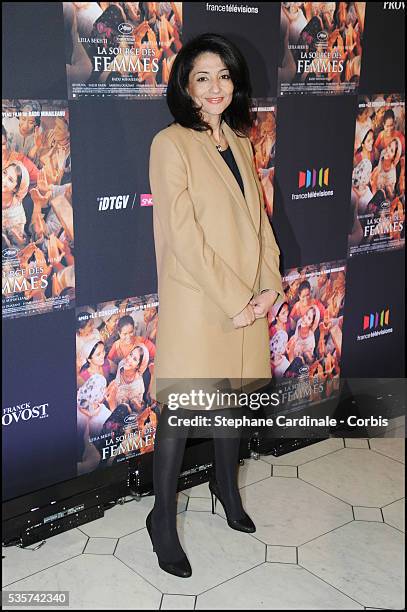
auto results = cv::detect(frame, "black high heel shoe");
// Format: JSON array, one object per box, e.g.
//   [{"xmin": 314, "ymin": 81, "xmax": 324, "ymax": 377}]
[
  {"xmin": 209, "ymin": 477, "xmax": 256, "ymax": 533},
  {"xmin": 146, "ymin": 509, "xmax": 192, "ymax": 578}
]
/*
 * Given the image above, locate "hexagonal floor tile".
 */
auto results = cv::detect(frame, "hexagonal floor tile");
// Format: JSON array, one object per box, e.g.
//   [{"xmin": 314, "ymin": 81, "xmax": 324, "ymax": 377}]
[
  {"xmin": 2, "ymin": 528, "xmax": 87, "ymax": 587},
  {"xmin": 196, "ymin": 563, "xmax": 363, "ymax": 609},
  {"xmin": 2, "ymin": 554, "xmax": 161, "ymax": 610},
  {"xmin": 299, "ymin": 448, "xmax": 404, "ymax": 506},
  {"xmin": 78, "ymin": 493, "xmax": 187, "ymax": 539},
  {"xmin": 370, "ymin": 437, "xmax": 405, "ymax": 463},
  {"xmin": 299, "ymin": 521, "xmax": 405, "ymax": 609},
  {"xmin": 238, "ymin": 477, "xmax": 352, "ymax": 546},
  {"xmin": 115, "ymin": 511, "xmax": 265, "ymax": 595},
  {"xmin": 382, "ymin": 498, "xmax": 405, "ymax": 532}
]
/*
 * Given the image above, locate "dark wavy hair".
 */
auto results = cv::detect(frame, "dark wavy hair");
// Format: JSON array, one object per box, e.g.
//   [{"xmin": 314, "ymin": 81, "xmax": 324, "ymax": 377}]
[{"xmin": 166, "ymin": 33, "xmax": 254, "ymax": 138}]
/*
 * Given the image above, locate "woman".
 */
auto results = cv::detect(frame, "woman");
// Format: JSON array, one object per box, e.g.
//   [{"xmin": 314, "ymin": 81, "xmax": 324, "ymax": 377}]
[
  {"xmin": 351, "ymin": 158, "xmax": 374, "ymax": 215},
  {"xmin": 77, "ymin": 339, "xmax": 114, "ymax": 387},
  {"xmin": 76, "ymin": 312, "xmax": 102, "ymax": 374},
  {"xmin": 372, "ymin": 137, "xmax": 402, "ymax": 200},
  {"xmin": 148, "ymin": 33, "xmax": 285, "ymax": 578},
  {"xmin": 114, "ymin": 343, "xmax": 150, "ymax": 411},
  {"xmin": 2, "ymin": 161, "xmax": 30, "ymax": 248},
  {"xmin": 353, "ymin": 127, "xmax": 375, "ymax": 166}
]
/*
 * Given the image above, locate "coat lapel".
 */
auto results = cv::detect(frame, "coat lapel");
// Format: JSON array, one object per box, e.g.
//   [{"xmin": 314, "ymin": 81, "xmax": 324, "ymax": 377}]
[{"xmin": 189, "ymin": 120, "xmax": 260, "ymax": 236}]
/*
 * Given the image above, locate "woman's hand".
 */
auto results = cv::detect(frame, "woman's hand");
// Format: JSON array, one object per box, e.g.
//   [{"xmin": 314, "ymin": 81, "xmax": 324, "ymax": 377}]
[
  {"xmin": 250, "ymin": 290, "xmax": 278, "ymax": 318},
  {"xmin": 232, "ymin": 303, "xmax": 256, "ymax": 329}
]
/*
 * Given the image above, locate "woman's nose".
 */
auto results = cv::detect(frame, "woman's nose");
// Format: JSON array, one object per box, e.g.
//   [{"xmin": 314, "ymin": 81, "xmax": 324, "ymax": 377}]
[{"xmin": 208, "ymin": 81, "xmax": 222, "ymax": 93}]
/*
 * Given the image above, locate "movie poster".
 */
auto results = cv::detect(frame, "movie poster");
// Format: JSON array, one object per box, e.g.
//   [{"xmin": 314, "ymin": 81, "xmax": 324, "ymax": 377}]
[
  {"xmin": 348, "ymin": 94, "xmax": 405, "ymax": 256},
  {"xmin": 268, "ymin": 261, "xmax": 346, "ymax": 411},
  {"xmin": 278, "ymin": 2, "xmax": 366, "ymax": 96},
  {"xmin": 2, "ymin": 100, "xmax": 75, "ymax": 319},
  {"xmin": 76, "ymin": 294, "xmax": 160, "ymax": 476},
  {"xmin": 248, "ymin": 98, "xmax": 277, "ymax": 218},
  {"xmin": 63, "ymin": 2, "xmax": 183, "ymax": 99}
]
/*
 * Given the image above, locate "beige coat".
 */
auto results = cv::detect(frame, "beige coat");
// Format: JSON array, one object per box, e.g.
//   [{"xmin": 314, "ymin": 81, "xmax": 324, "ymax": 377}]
[{"xmin": 149, "ymin": 119, "xmax": 285, "ymax": 409}]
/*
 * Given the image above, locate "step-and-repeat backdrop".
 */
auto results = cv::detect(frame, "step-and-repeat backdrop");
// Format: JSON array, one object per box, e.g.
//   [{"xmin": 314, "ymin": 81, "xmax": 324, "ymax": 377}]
[{"xmin": 2, "ymin": 2, "xmax": 405, "ymax": 501}]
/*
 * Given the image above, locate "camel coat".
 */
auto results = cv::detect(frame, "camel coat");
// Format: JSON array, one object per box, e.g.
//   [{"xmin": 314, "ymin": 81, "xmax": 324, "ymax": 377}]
[{"xmin": 148, "ymin": 119, "xmax": 285, "ymax": 409}]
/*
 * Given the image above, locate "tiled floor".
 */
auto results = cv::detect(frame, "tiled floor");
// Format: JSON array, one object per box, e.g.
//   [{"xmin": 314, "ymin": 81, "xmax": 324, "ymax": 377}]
[{"xmin": 2, "ymin": 428, "xmax": 405, "ymax": 610}]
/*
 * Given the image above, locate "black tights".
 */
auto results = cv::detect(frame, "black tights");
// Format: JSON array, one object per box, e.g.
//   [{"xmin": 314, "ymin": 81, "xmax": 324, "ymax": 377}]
[{"xmin": 151, "ymin": 405, "xmax": 245, "ymax": 562}]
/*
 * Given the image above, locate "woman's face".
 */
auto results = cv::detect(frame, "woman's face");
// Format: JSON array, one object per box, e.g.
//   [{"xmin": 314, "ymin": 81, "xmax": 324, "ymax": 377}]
[
  {"xmin": 124, "ymin": 347, "xmax": 142, "ymax": 370},
  {"xmin": 317, "ymin": 271, "xmax": 327, "ymax": 286},
  {"xmin": 384, "ymin": 140, "xmax": 397, "ymax": 161},
  {"xmin": 19, "ymin": 116, "xmax": 36, "ymax": 137},
  {"xmin": 363, "ymin": 131, "xmax": 374, "ymax": 152},
  {"xmin": 54, "ymin": 119, "xmax": 69, "ymax": 142},
  {"xmin": 278, "ymin": 304, "xmax": 289, "ymax": 323},
  {"xmin": 2, "ymin": 165, "xmax": 18, "ymax": 194},
  {"xmin": 144, "ymin": 308, "xmax": 154, "ymax": 323},
  {"xmin": 359, "ymin": 108, "xmax": 370, "ymax": 122},
  {"xmin": 375, "ymin": 106, "xmax": 385, "ymax": 124},
  {"xmin": 79, "ymin": 320, "xmax": 94, "ymax": 336},
  {"xmin": 186, "ymin": 52, "xmax": 234, "ymax": 122},
  {"xmin": 89, "ymin": 343, "xmax": 105, "ymax": 367},
  {"xmin": 299, "ymin": 287, "xmax": 311, "ymax": 305},
  {"xmin": 383, "ymin": 117, "xmax": 395, "ymax": 137},
  {"xmin": 303, "ymin": 308, "xmax": 314, "ymax": 327},
  {"xmin": 119, "ymin": 323, "xmax": 134, "ymax": 344}
]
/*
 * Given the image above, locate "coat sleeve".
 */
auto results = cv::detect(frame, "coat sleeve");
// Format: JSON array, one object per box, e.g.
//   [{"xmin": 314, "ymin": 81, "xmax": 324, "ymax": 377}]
[
  {"xmin": 149, "ymin": 131, "xmax": 254, "ymax": 319},
  {"xmin": 244, "ymin": 137, "xmax": 285, "ymax": 305}
]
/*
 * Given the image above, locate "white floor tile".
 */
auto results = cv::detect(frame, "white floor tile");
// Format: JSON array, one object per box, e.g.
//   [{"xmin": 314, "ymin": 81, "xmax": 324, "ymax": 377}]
[
  {"xmin": 272, "ymin": 465, "xmax": 297, "ymax": 478},
  {"xmin": 2, "ymin": 528, "xmax": 87, "ymax": 587},
  {"xmin": 115, "ymin": 512, "xmax": 265, "ymax": 596},
  {"xmin": 382, "ymin": 498, "xmax": 405, "ymax": 532},
  {"xmin": 2, "ymin": 432, "xmax": 403, "ymax": 609},
  {"xmin": 299, "ymin": 448, "xmax": 404, "ymax": 506},
  {"xmin": 344, "ymin": 438, "xmax": 369, "ymax": 448},
  {"xmin": 239, "ymin": 477, "xmax": 352, "ymax": 546},
  {"xmin": 299, "ymin": 521, "xmax": 405, "ymax": 609},
  {"xmin": 353, "ymin": 507, "xmax": 383, "ymax": 522},
  {"xmin": 266, "ymin": 545, "xmax": 297, "ymax": 564},
  {"xmin": 370, "ymin": 437, "xmax": 405, "ymax": 463},
  {"xmin": 2, "ymin": 554, "xmax": 161, "ymax": 609},
  {"xmin": 78, "ymin": 493, "xmax": 187, "ymax": 539},
  {"xmin": 84, "ymin": 537, "xmax": 117, "ymax": 555},
  {"xmin": 237, "ymin": 457, "xmax": 272, "ymax": 487},
  {"xmin": 161, "ymin": 594, "xmax": 196, "ymax": 609},
  {"xmin": 187, "ymin": 497, "xmax": 213, "ymax": 512},
  {"xmin": 196, "ymin": 564, "xmax": 363, "ymax": 609}
]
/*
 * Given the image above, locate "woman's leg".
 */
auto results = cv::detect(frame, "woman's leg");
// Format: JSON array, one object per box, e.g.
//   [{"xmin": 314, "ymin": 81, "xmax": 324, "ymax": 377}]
[
  {"xmin": 211, "ymin": 407, "xmax": 246, "ymax": 520},
  {"xmin": 151, "ymin": 404, "xmax": 190, "ymax": 562}
]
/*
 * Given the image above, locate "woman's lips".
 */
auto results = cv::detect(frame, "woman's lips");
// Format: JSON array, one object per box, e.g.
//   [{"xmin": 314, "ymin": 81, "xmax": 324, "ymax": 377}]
[{"xmin": 206, "ymin": 97, "xmax": 224, "ymax": 104}]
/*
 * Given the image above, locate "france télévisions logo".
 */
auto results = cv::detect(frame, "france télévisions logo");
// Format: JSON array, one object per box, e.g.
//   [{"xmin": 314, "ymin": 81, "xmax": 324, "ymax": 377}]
[
  {"xmin": 357, "ymin": 308, "xmax": 393, "ymax": 341},
  {"xmin": 363, "ymin": 309, "xmax": 390, "ymax": 330},
  {"xmin": 298, "ymin": 168, "xmax": 330, "ymax": 189},
  {"xmin": 292, "ymin": 167, "xmax": 333, "ymax": 200}
]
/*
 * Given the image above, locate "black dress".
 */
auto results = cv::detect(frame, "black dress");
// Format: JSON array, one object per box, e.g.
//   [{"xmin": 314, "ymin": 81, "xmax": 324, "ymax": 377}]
[{"xmin": 218, "ymin": 145, "xmax": 245, "ymax": 196}]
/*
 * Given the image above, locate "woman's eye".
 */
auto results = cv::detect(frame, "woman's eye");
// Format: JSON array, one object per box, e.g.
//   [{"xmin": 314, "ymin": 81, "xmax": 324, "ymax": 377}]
[{"xmin": 197, "ymin": 75, "xmax": 230, "ymax": 82}]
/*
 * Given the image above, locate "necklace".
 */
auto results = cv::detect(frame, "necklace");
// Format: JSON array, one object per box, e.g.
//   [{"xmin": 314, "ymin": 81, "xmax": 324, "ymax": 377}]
[{"xmin": 211, "ymin": 127, "xmax": 227, "ymax": 152}]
